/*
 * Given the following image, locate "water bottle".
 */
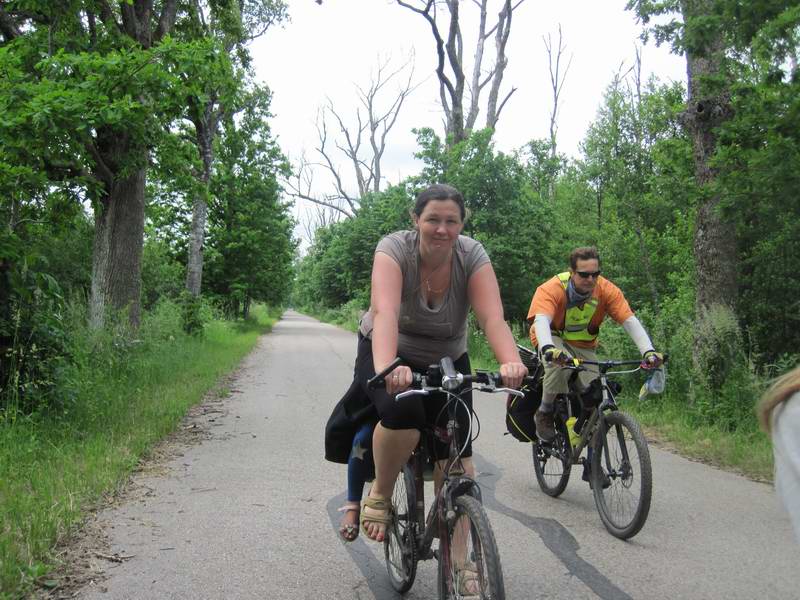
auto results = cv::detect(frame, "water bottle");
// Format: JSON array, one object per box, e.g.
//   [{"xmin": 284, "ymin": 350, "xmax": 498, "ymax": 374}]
[{"xmin": 566, "ymin": 416, "xmax": 581, "ymax": 447}]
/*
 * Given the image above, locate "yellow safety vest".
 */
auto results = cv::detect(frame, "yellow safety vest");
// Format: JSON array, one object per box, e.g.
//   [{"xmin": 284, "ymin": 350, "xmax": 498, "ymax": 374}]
[{"xmin": 553, "ymin": 272, "xmax": 599, "ymax": 343}]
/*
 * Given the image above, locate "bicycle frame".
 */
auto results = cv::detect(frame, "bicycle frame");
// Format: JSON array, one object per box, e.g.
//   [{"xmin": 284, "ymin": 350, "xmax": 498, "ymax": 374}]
[
  {"xmin": 370, "ymin": 355, "xmax": 525, "ymax": 595},
  {"xmin": 556, "ymin": 360, "xmax": 645, "ymax": 461},
  {"xmin": 407, "ymin": 387, "xmax": 483, "ymax": 561}
]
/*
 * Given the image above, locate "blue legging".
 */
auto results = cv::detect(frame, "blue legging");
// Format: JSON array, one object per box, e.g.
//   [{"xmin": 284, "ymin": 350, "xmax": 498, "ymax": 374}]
[{"xmin": 347, "ymin": 421, "xmax": 376, "ymax": 503}]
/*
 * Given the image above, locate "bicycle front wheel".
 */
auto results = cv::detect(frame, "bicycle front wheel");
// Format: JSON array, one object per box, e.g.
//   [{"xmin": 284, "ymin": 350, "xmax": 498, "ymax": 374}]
[
  {"xmin": 591, "ymin": 410, "xmax": 653, "ymax": 539},
  {"xmin": 532, "ymin": 415, "xmax": 572, "ymax": 497},
  {"xmin": 384, "ymin": 464, "xmax": 418, "ymax": 592},
  {"xmin": 437, "ymin": 495, "xmax": 504, "ymax": 600}
]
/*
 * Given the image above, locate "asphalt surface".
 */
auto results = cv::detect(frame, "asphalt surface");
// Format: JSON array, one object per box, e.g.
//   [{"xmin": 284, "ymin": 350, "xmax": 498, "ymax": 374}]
[{"xmin": 78, "ymin": 311, "xmax": 799, "ymax": 600}]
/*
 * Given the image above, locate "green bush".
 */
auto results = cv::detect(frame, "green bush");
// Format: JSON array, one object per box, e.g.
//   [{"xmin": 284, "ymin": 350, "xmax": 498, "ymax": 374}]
[{"xmin": 689, "ymin": 305, "xmax": 756, "ymax": 430}]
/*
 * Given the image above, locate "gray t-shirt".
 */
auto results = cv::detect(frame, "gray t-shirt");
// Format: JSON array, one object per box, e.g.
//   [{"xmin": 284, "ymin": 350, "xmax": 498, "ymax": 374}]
[{"xmin": 359, "ymin": 230, "xmax": 491, "ymax": 367}]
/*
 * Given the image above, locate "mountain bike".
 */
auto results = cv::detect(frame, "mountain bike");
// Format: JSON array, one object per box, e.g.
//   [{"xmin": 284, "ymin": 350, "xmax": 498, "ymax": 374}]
[
  {"xmin": 368, "ymin": 356, "xmax": 530, "ymax": 599},
  {"xmin": 520, "ymin": 344, "xmax": 665, "ymax": 540}
]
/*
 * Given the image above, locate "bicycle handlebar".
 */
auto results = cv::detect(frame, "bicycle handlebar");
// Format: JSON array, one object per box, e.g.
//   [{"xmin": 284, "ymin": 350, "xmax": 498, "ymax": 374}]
[
  {"xmin": 516, "ymin": 343, "xmax": 668, "ymax": 373},
  {"xmin": 568, "ymin": 353, "xmax": 669, "ymax": 370},
  {"xmin": 366, "ymin": 356, "xmax": 536, "ymax": 399}
]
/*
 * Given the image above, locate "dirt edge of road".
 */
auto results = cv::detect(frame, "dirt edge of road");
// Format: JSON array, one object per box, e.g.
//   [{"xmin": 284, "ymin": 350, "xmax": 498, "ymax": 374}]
[{"xmin": 33, "ymin": 373, "xmax": 238, "ymax": 600}]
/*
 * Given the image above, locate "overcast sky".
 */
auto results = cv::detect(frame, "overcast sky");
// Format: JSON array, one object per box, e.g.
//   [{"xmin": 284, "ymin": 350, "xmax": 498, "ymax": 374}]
[{"xmin": 250, "ymin": 0, "xmax": 686, "ymax": 237}]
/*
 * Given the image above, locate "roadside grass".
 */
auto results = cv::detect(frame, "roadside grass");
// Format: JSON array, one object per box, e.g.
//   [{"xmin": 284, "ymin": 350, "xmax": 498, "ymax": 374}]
[
  {"xmin": 0, "ymin": 305, "xmax": 281, "ymax": 599},
  {"xmin": 623, "ymin": 396, "xmax": 774, "ymax": 482}
]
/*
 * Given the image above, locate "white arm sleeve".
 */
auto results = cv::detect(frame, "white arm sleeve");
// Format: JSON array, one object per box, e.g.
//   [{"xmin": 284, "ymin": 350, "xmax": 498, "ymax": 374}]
[
  {"xmin": 533, "ymin": 314, "xmax": 554, "ymax": 350},
  {"xmin": 622, "ymin": 316, "xmax": 654, "ymax": 355}
]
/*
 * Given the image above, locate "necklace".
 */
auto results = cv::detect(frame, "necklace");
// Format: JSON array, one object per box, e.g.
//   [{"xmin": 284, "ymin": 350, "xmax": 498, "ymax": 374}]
[{"xmin": 423, "ymin": 251, "xmax": 452, "ymax": 294}]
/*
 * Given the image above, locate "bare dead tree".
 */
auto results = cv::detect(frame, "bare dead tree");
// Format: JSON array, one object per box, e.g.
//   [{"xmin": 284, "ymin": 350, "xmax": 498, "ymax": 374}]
[
  {"xmin": 332, "ymin": 55, "xmax": 418, "ymax": 196},
  {"xmin": 624, "ymin": 47, "xmax": 661, "ymax": 315},
  {"xmin": 285, "ymin": 55, "xmax": 418, "ymax": 220},
  {"xmin": 544, "ymin": 24, "xmax": 572, "ymax": 159},
  {"xmin": 397, "ymin": 0, "xmax": 525, "ymax": 146},
  {"xmin": 289, "ymin": 149, "xmax": 357, "ymax": 219},
  {"xmin": 300, "ymin": 202, "xmax": 343, "ymax": 246}
]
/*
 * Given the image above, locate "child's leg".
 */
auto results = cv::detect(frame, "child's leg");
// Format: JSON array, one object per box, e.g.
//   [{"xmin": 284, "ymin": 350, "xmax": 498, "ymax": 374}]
[
  {"xmin": 339, "ymin": 422, "xmax": 376, "ymax": 541},
  {"xmin": 347, "ymin": 422, "xmax": 376, "ymax": 501}
]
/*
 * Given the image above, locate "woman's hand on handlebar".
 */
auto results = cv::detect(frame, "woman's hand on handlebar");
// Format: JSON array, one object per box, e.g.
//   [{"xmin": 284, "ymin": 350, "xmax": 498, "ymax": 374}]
[
  {"xmin": 386, "ymin": 365, "xmax": 413, "ymax": 395},
  {"xmin": 499, "ymin": 361, "xmax": 528, "ymax": 390}
]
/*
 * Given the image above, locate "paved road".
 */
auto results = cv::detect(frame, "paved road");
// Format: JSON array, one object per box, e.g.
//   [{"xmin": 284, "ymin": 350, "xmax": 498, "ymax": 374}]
[{"xmin": 79, "ymin": 311, "xmax": 799, "ymax": 600}]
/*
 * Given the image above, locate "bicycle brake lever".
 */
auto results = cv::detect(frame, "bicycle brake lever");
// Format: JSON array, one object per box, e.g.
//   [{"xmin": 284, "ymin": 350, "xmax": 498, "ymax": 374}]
[
  {"xmin": 395, "ymin": 388, "xmax": 430, "ymax": 402},
  {"xmin": 494, "ymin": 387, "xmax": 524, "ymax": 397}
]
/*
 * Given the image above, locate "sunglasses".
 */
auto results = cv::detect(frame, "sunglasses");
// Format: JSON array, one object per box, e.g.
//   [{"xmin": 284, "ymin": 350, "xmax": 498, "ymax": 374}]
[{"xmin": 575, "ymin": 271, "xmax": 601, "ymax": 279}]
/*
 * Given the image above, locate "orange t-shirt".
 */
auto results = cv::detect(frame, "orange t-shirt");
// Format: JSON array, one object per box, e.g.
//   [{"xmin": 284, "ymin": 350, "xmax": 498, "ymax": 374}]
[{"xmin": 526, "ymin": 275, "xmax": 634, "ymax": 349}]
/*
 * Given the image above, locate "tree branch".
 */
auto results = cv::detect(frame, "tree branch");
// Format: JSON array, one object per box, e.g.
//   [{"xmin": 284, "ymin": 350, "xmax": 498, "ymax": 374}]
[{"xmin": 284, "ymin": 157, "xmax": 356, "ymax": 219}]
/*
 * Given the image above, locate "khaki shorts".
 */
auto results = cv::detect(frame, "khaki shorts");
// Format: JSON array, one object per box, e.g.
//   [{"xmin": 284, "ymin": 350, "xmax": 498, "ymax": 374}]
[{"xmin": 541, "ymin": 337, "xmax": 599, "ymax": 395}]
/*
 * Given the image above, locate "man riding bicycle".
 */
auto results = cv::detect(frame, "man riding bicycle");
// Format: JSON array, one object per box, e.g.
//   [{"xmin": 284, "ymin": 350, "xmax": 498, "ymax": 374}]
[{"xmin": 527, "ymin": 246, "xmax": 663, "ymax": 452}]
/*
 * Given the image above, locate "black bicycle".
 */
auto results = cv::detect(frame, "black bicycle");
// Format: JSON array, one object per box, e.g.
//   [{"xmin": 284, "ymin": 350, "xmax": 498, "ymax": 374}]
[
  {"xmin": 368, "ymin": 356, "xmax": 528, "ymax": 599},
  {"xmin": 520, "ymin": 344, "xmax": 665, "ymax": 540}
]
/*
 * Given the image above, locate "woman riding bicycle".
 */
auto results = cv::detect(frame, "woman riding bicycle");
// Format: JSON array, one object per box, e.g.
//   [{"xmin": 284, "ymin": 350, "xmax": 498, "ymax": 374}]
[{"xmin": 352, "ymin": 183, "xmax": 526, "ymax": 553}]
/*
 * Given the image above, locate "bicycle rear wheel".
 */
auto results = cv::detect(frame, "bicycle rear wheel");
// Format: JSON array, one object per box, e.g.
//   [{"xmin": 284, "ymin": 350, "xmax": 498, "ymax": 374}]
[
  {"xmin": 384, "ymin": 464, "xmax": 418, "ymax": 592},
  {"xmin": 591, "ymin": 410, "xmax": 652, "ymax": 539},
  {"xmin": 437, "ymin": 495, "xmax": 504, "ymax": 600},
  {"xmin": 532, "ymin": 415, "xmax": 572, "ymax": 497}
]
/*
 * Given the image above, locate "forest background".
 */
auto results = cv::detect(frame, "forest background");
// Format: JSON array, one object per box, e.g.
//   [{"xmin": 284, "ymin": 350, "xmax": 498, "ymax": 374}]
[{"xmin": 0, "ymin": 1, "xmax": 798, "ymax": 597}]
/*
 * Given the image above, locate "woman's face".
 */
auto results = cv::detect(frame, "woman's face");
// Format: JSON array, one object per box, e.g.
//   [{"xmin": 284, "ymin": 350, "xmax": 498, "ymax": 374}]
[{"xmin": 414, "ymin": 199, "xmax": 464, "ymax": 253}]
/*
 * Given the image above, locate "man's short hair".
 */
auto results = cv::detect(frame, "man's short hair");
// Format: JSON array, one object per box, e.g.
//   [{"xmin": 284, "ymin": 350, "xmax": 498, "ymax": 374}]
[{"xmin": 569, "ymin": 246, "xmax": 600, "ymax": 269}]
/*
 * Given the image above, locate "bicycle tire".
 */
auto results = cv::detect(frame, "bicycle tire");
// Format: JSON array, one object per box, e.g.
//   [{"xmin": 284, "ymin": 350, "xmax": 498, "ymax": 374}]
[
  {"xmin": 591, "ymin": 410, "xmax": 653, "ymax": 539},
  {"xmin": 437, "ymin": 495, "xmax": 504, "ymax": 600},
  {"xmin": 384, "ymin": 464, "xmax": 418, "ymax": 592},
  {"xmin": 532, "ymin": 414, "xmax": 572, "ymax": 497}
]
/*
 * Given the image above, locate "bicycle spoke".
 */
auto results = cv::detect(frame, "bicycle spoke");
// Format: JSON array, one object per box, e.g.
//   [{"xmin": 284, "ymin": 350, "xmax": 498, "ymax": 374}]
[
  {"xmin": 384, "ymin": 465, "xmax": 418, "ymax": 592},
  {"xmin": 532, "ymin": 416, "xmax": 572, "ymax": 497},
  {"xmin": 592, "ymin": 412, "xmax": 652, "ymax": 539},
  {"xmin": 438, "ymin": 496, "xmax": 504, "ymax": 599}
]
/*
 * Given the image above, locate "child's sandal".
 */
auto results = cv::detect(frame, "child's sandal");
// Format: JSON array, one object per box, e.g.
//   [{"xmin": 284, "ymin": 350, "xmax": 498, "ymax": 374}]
[{"xmin": 337, "ymin": 503, "xmax": 360, "ymax": 542}]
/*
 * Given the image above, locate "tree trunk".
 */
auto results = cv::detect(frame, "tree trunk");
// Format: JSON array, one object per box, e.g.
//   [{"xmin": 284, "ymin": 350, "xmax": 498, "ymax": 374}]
[
  {"xmin": 680, "ymin": 0, "xmax": 738, "ymax": 400},
  {"xmin": 682, "ymin": 1, "xmax": 737, "ymax": 314},
  {"xmin": 90, "ymin": 166, "xmax": 146, "ymax": 329},
  {"xmin": 186, "ymin": 113, "xmax": 214, "ymax": 297},
  {"xmin": 185, "ymin": 192, "xmax": 208, "ymax": 297}
]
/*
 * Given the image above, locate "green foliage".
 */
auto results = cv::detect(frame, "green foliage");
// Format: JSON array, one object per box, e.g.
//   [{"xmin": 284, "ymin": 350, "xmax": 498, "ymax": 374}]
[
  {"xmin": 565, "ymin": 76, "xmax": 697, "ymax": 325},
  {"xmin": 690, "ymin": 305, "xmax": 753, "ymax": 429},
  {"xmin": 180, "ymin": 291, "xmax": 206, "ymax": 335},
  {"xmin": 141, "ymin": 236, "xmax": 185, "ymax": 310},
  {"xmin": 0, "ymin": 254, "xmax": 69, "ymax": 421},
  {"xmin": 204, "ymin": 88, "xmax": 296, "ymax": 317},
  {"xmin": 713, "ymin": 59, "xmax": 800, "ymax": 363},
  {"xmin": 293, "ymin": 185, "xmax": 415, "ymax": 310}
]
